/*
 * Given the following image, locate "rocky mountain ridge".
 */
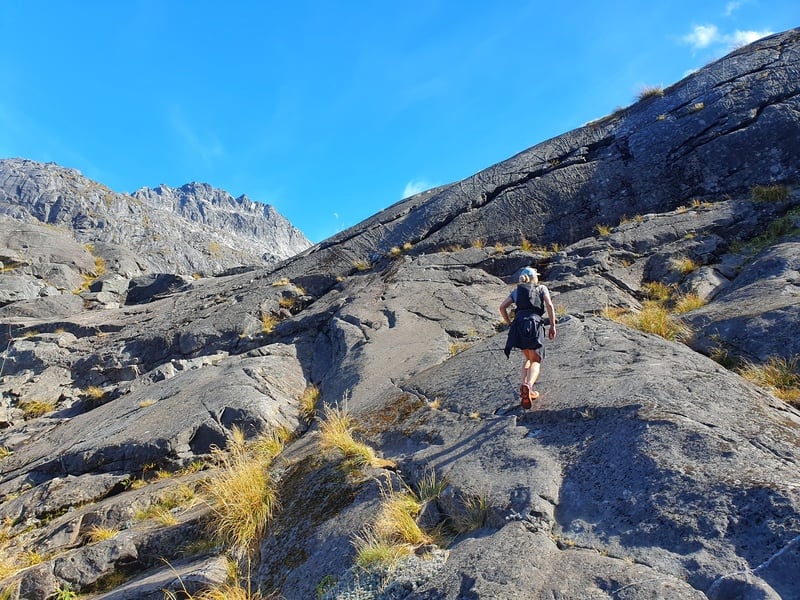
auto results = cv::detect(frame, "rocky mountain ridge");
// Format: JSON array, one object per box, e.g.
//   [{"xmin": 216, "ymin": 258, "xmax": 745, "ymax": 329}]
[
  {"xmin": 0, "ymin": 158, "xmax": 311, "ymax": 277},
  {"xmin": 0, "ymin": 28, "xmax": 799, "ymax": 600}
]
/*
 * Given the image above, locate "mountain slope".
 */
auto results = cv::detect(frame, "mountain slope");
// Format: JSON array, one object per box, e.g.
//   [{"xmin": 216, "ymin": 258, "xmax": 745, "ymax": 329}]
[
  {"xmin": 0, "ymin": 28, "xmax": 799, "ymax": 600},
  {"xmin": 0, "ymin": 158, "xmax": 311, "ymax": 276}
]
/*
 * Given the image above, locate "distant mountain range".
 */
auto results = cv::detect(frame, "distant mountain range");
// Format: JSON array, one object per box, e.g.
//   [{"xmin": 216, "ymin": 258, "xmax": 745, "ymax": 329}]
[{"xmin": 0, "ymin": 157, "xmax": 311, "ymax": 276}]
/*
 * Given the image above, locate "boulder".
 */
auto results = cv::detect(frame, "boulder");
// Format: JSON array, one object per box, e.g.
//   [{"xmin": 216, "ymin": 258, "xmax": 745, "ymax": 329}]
[
  {"xmin": 125, "ymin": 273, "xmax": 193, "ymax": 304},
  {"xmin": 684, "ymin": 239, "xmax": 800, "ymax": 361}
]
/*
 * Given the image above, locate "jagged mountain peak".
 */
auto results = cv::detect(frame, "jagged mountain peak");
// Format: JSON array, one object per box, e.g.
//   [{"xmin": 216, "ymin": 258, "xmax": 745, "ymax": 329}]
[{"xmin": 0, "ymin": 157, "xmax": 311, "ymax": 280}]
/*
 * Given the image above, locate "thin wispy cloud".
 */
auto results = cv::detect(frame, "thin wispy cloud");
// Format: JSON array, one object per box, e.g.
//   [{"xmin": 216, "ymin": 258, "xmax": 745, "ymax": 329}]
[
  {"xmin": 724, "ymin": 1, "xmax": 745, "ymax": 17},
  {"xmin": 402, "ymin": 179, "xmax": 433, "ymax": 198},
  {"xmin": 682, "ymin": 24, "xmax": 772, "ymax": 51},
  {"xmin": 169, "ymin": 105, "xmax": 225, "ymax": 163}
]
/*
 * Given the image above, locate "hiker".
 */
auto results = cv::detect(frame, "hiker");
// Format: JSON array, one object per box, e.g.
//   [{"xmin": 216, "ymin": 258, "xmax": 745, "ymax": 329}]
[{"xmin": 499, "ymin": 267, "xmax": 557, "ymax": 409}]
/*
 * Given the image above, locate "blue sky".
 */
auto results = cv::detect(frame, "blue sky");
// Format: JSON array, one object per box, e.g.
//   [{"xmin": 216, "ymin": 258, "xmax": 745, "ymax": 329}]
[{"xmin": 1, "ymin": 2, "xmax": 797, "ymax": 242}]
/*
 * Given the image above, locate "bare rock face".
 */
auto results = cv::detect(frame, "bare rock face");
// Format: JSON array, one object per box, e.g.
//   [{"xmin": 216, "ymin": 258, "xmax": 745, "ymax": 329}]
[{"xmin": 0, "ymin": 28, "xmax": 799, "ymax": 600}]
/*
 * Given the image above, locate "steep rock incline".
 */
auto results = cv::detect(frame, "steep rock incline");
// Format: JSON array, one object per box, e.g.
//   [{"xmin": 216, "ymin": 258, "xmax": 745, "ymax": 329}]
[
  {"xmin": 0, "ymin": 158, "xmax": 311, "ymax": 276},
  {"xmin": 280, "ymin": 28, "xmax": 800, "ymax": 281},
  {"xmin": 0, "ymin": 29, "xmax": 799, "ymax": 600}
]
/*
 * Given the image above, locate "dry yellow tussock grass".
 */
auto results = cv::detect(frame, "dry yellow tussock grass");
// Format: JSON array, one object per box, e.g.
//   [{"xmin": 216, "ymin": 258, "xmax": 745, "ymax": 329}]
[
  {"xmin": 738, "ymin": 356, "xmax": 800, "ymax": 406},
  {"xmin": 84, "ymin": 385, "xmax": 105, "ymax": 399},
  {"xmin": 673, "ymin": 257, "xmax": 699, "ymax": 275},
  {"xmin": 319, "ymin": 404, "xmax": 395, "ymax": 470},
  {"xmin": 204, "ymin": 453, "xmax": 278, "ymax": 557},
  {"xmin": 87, "ymin": 525, "xmax": 121, "ymax": 543},
  {"xmin": 19, "ymin": 399, "xmax": 56, "ymax": 419},
  {"xmin": 451, "ymin": 493, "xmax": 489, "ymax": 534},
  {"xmin": 602, "ymin": 302, "xmax": 690, "ymax": 342},
  {"xmin": 595, "ymin": 224, "xmax": 612, "ymax": 236},
  {"xmin": 299, "ymin": 384, "xmax": 320, "ymax": 421},
  {"xmin": 353, "ymin": 530, "xmax": 412, "ymax": 570},
  {"xmin": 673, "ymin": 293, "xmax": 707, "ymax": 314},
  {"xmin": 261, "ymin": 313, "xmax": 278, "ymax": 334},
  {"xmin": 374, "ymin": 492, "xmax": 431, "ymax": 547},
  {"xmin": 201, "ymin": 426, "xmax": 286, "ymax": 557},
  {"xmin": 751, "ymin": 184, "xmax": 789, "ymax": 203}
]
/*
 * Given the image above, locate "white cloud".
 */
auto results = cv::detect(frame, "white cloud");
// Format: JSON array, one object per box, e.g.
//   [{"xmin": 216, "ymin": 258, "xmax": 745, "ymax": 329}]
[
  {"xmin": 402, "ymin": 179, "xmax": 432, "ymax": 198},
  {"xmin": 727, "ymin": 29, "xmax": 772, "ymax": 48},
  {"xmin": 681, "ymin": 24, "xmax": 772, "ymax": 52},
  {"xmin": 683, "ymin": 24, "xmax": 720, "ymax": 49}
]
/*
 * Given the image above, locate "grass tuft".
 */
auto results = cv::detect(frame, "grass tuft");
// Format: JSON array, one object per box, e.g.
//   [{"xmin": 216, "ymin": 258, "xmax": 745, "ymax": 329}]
[
  {"xmin": 595, "ymin": 224, "xmax": 611, "ymax": 237},
  {"xmin": 672, "ymin": 257, "xmax": 699, "ymax": 275},
  {"xmin": 637, "ymin": 85, "xmax": 664, "ymax": 100},
  {"xmin": 751, "ymin": 184, "xmax": 789, "ymax": 203},
  {"xmin": 374, "ymin": 492, "xmax": 431, "ymax": 546},
  {"xmin": 642, "ymin": 281, "xmax": 673, "ymax": 303},
  {"xmin": 352, "ymin": 482, "xmax": 434, "ymax": 571},
  {"xmin": 415, "ymin": 468, "xmax": 448, "ymax": 503},
  {"xmin": 450, "ymin": 493, "xmax": 489, "ymax": 535},
  {"xmin": 319, "ymin": 404, "xmax": 395, "ymax": 471},
  {"xmin": 164, "ymin": 556, "xmax": 269, "ymax": 599},
  {"xmin": 135, "ymin": 484, "xmax": 197, "ymax": 524},
  {"xmin": 299, "ymin": 384, "xmax": 321, "ymax": 422},
  {"xmin": 353, "ymin": 530, "xmax": 411, "ymax": 570},
  {"xmin": 204, "ymin": 431, "xmax": 280, "ymax": 558},
  {"xmin": 738, "ymin": 356, "xmax": 800, "ymax": 406},
  {"xmin": 732, "ymin": 213, "xmax": 799, "ymax": 256},
  {"xmin": 448, "ymin": 341, "xmax": 472, "ymax": 356},
  {"xmin": 261, "ymin": 313, "xmax": 278, "ymax": 334},
  {"xmin": 602, "ymin": 301, "xmax": 690, "ymax": 341},
  {"xmin": 673, "ymin": 292, "xmax": 707, "ymax": 314},
  {"xmin": 84, "ymin": 385, "xmax": 106, "ymax": 400},
  {"xmin": 87, "ymin": 525, "xmax": 121, "ymax": 543},
  {"xmin": 19, "ymin": 399, "xmax": 56, "ymax": 419}
]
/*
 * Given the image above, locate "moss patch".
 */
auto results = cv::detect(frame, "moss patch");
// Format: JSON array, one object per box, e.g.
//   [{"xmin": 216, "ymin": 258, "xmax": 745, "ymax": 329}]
[{"xmin": 260, "ymin": 454, "xmax": 363, "ymax": 590}]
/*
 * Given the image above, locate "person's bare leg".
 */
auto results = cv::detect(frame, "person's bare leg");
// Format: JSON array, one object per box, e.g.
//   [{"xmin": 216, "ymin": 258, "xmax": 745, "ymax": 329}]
[{"xmin": 523, "ymin": 350, "xmax": 542, "ymax": 397}]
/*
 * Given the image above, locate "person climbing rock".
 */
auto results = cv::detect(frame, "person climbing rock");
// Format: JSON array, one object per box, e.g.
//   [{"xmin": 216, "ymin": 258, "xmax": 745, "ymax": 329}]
[{"xmin": 499, "ymin": 267, "xmax": 557, "ymax": 409}]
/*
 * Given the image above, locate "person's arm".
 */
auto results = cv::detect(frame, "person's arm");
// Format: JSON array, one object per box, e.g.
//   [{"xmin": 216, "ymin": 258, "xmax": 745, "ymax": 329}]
[
  {"xmin": 499, "ymin": 296, "xmax": 513, "ymax": 325},
  {"xmin": 543, "ymin": 288, "xmax": 557, "ymax": 340}
]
